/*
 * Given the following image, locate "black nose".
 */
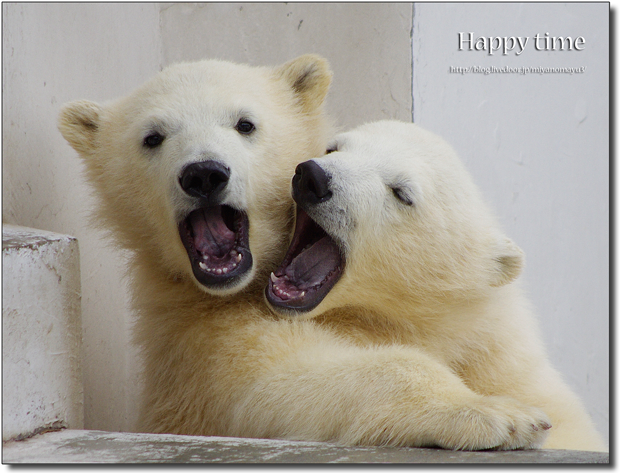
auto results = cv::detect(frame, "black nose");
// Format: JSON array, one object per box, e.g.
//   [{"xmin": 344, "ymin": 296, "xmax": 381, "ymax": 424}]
[
  {"xmin": 292, "ymin": 160, "xmax": 332, "ymax": 205},
  {"xmin": 180, "ymin": 161, "xmax": 230, "ymax": 202}
]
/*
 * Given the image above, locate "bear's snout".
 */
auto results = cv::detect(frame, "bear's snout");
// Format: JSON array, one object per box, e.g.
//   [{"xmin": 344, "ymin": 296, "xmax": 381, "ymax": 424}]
[
  {"xmin": 180, "ymin": 161, "xmax": 231, "ymax": 204},
  {"xmin": 293, "ymin": 160, "xmax": 332, "ymax": 206}
]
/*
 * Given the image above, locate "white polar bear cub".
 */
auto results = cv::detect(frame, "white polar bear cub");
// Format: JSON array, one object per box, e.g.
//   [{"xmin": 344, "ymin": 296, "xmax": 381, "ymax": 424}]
[
  {"xmin": 266, "ymin": 120, "xmax": 606, "ymax": 452},
  {"xmin": 59, "ymin": 55, "xmax": 334, "ymax": 435}
]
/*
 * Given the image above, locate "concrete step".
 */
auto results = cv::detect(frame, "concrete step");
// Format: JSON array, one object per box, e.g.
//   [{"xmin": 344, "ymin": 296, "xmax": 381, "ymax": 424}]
[
  {"xmin": 1, "ymin": 429, "xmax": 609, "ymax": 464},
  {"xmin": 2, "ymin": 225, "xmax": 84, "ymax": 441}
]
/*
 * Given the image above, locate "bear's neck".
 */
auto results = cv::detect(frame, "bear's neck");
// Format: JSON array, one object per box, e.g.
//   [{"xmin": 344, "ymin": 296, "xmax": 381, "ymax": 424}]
[
  {"xmin": 126, "ymin": 248, "xmax": 272, "ymax": 333},
  {"xmin": 355, "ymin": 282, "xmax": 508, "ymax": 334}
]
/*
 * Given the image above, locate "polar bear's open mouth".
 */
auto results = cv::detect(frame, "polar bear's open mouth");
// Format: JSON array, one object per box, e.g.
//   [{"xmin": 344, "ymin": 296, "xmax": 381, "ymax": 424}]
[
  {"xmin": 266, "ymin": 208, "xmax": 344, "ymax": 313},
  {"xmin": 179, "ymin": 205, "xmax": 252, "ymax": 289}
]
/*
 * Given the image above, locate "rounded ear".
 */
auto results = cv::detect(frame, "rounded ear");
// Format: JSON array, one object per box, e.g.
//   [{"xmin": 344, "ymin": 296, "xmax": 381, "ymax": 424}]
[
  {"xmin": 490, "ymin": 237, "xmax": 524, "ymax": 287},
  {"xmin": 274, "ymin": 54, "xmax": 332, "ymax": 113},
  {"xmin": 58, "ymin": 100, "xmax": 104, "ymax": 155}
]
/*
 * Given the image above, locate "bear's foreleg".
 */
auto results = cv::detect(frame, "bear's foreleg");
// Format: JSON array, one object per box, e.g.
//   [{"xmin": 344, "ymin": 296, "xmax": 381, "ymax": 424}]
[{"xmin": 219, "ymin": 320, "xmax": 551, "ymax": 450}]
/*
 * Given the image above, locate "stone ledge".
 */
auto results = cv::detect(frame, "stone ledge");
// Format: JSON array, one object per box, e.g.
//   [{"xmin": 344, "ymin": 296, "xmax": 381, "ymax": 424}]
[
  {"xmin": 2, "ymin": 430, "xmax": 609, "ymax": 464},
  {"xmin": 2, "ymin": 224, "xmax": 83, "ymax": 441}
]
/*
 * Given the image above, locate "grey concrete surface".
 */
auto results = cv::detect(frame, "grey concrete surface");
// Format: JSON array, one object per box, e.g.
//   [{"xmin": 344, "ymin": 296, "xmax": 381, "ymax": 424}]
[
  {"xmin": 3, "ymin": 225, "xmax": 83, "ymax": 441},
  {"xmin": 2, "ymin": 430, "xmax": 609, "ymax": 464}
]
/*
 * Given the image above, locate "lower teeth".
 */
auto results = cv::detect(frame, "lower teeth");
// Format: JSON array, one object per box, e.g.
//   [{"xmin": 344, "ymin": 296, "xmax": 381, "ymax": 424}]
[
  {"xmin": 273, "ymin": 285, "xmax": 306, "ymax": 299},
  {"xmin": 199, "ymin": 260, "xmax": 238, "ymax": 274}
]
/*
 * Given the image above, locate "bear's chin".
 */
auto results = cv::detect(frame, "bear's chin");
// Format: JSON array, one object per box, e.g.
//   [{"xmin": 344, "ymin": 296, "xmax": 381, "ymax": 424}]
[
  {"xmin": 178, "ymin": 204, "xmax": 253, "ymax": 292},
  {"xmin": 265, "ymin": 208, "xmax": 344, "ymax": 315}
]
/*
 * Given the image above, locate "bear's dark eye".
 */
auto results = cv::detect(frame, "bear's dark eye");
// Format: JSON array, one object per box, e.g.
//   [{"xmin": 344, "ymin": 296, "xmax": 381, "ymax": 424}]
[
  {"xmin": 391, "ymin": 186, "xmax": 414, "ymax": 206},
  {"xmin": 325, "ymin": 141, "xmax": 338, "ymax": 154},
  {"xmin": 235, "ymin": 119, "xmax": 255, "ymax": 135},
  {"xmin": 144, "ymin": 132, "xmax": 165, "ymax": 148}
]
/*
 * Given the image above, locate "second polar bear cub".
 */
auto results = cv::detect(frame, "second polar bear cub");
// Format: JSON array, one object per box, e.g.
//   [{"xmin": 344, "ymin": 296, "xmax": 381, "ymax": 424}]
[{"xmin": 266, "ymin": 120, "xmax": 605, "ymax": 451}]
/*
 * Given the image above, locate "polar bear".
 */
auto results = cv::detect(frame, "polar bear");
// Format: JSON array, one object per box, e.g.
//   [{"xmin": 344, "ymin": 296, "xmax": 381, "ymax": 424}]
[
  {"xmin": 266, "ymin": 120, "xmax": 606, "ymax": 452},
  {"xmin": 58, "ymin": 55, "xmax": 333, "ymax": 434}
]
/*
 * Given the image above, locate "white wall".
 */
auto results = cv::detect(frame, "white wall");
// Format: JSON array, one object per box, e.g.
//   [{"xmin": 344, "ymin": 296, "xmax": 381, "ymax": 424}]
[
  {"xmin": 3, "ymin": 3, "xmax": 607, "ymax": 441},
  {"xmin": 3, "ymin": 3, "xmax": 162, "ymax": 432},
  {"xmin": 412, "ymin": 3, "xmax": 609, "ymax": 441},
  {"xmin": 159, "ymin": 3, "xmax": 413, "ymax": 129}
]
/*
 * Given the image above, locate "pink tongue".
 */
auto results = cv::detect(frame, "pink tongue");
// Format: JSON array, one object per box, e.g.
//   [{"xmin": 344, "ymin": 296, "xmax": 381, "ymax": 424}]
[
  {"xmin": 284, "ymin": 236, "xmax": 340, "ymax": 290},
  {"xmin": 190, "ymin": 207, "xmax": 235, "ymax": 258}
]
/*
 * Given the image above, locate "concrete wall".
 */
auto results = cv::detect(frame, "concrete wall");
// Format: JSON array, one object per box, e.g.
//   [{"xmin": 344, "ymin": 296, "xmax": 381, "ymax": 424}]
[
  {"xmin": 159, "ymin": 3, "xmax": 413, "ymax": 129},
  {"xmin": 2, "ymin": 2, "xmax": 162, "ymax": 432},
  {"xmin": 412, "ymin": 3, "xmax": 609, "ymax": 440},
  {"xmin": 2, "ymin": 3, "xmax": 608, "ymax": 441}
]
